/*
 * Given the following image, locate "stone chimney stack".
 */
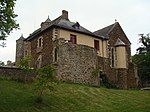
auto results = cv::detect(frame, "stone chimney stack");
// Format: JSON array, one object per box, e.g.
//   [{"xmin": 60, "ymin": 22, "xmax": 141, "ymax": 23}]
[{"xmin": 61, "ymin": 10, "xmax": 69, "ymax": 20}]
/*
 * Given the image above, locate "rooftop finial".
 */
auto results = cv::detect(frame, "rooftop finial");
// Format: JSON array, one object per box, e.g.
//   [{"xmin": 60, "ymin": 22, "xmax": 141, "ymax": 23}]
[
  {"xmin": 18, "ymin": 33, "xmax": 25, "ymax": 40},
  {"xmin": 45, "ymin": 16, "xmax": 51, "ymax": 22}
]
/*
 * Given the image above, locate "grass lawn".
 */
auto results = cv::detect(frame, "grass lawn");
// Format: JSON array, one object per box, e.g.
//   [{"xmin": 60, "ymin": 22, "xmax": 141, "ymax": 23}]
[{"xmin": 0, "ymin": 80, "xmax": 150, "ymax": 112}]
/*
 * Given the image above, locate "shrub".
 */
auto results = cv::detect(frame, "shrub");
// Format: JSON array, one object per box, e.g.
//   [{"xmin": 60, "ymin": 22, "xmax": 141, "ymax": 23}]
[
  {"xmin": 92, "ymin": 66, "xmax": 118, "ymax": 88},
  {"xmin": 34, "ymin": 64, "xmax": 56, "ymax": 104}
]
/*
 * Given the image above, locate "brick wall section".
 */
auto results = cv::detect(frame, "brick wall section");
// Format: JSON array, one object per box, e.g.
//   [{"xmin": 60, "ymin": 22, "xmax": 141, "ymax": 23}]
[
  {"xmin": 0, "ymin": 67, "xmax": 36, "ymax": 81},
  {"xmin": 116, "ymin": 68, "xmax": 127, "ymax": 88},
  {"xmin": 98, "ymin": 57, "xmax": 116, "ymax": 82},
  {"xmin": 29, "ymin": 29, "xmax": 53, "ymax": 68},
  {"xmin": 55, "ymin": 42, "xmax": 99, "ymax": 85},
  {"xmin": 127, "ymin": 63, "xmax": 139, "ymax": 88}
]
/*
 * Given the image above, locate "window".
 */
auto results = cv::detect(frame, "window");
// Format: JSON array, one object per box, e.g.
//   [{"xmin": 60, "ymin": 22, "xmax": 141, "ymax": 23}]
[
  {"xmin": 53, "ymin": 47, "xmax": 59, "ymax": 62},
  {"xmin": 37, "ymin": 37, "xmax": 43, "ymax": 48},
  {"xmin": 54, "ymin": 47, "xmax": 58, "ymax": 62},
  {"xmin": 39, "ymin": 38, "xmax": 42, "ymax": 47},
  {"xmin": 25, "ymin": 50, "xmax": 28, "ymax": 56},
  {"xmin": 111, "ymin": 48, "xmax": 115, "ymax": 67},
  {"xmin": 94, "ymin": 40, "xmax": 99, "ymax": 50},
  {"xmin": 37, "ymin": 55, "xmax": 42, "ymax": 68},
  {"xmin": 70, "ymin": 34, "xmax": 77, "ymax": 44}
]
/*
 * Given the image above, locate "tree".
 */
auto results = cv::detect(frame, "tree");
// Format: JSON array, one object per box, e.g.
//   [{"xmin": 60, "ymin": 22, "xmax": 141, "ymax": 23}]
[
  {"xmin": 137, "ymin": 34, "xmax": 150, "ymax": 54},
  {"xmin": 17, "ymin": 55, "xmax": 31, "ymax": 70},
  {"xmin": 0, "ymin": 0, "xmax": 19, "ymax": 41},
  {"xmin": 17, "ymin": 55, "xmax": 32, "ymax": 81},
  {"xmin": 34, "ymin": 64, "xmax": 56, "ymax": 104},
  {"xmin": 132, "ymin": 33, "xmax": 150, "ymax": 86},
  {"xmin": 0, "ymin": 61, "xmax": 5, "ymax": 66}
]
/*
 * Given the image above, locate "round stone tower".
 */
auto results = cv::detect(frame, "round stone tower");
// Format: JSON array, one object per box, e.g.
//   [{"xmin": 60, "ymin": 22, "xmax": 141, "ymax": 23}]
[
  {"xmin": 16, "ymin": 34, "xmax": 25, "ymax": 65},
  {"xmin": 115, "ymin": 38, "xmax": 127, "ymax": 68}
]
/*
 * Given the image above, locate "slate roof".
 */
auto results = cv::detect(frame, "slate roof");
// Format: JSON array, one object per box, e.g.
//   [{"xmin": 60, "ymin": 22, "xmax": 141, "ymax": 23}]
[
  {"xmin": 93, "ymin": 22, "xmax": 118, "ymax": 38},
  {"xmin": 55, "ymin": 19, "xmax": 97, "ymax": 37},
  {"xmin": 93, "ymin": 22, "xmax": 131, "ymax": 44},
  {"xmin": 115, "ymin": 38, "xmax": 126, "ymax": 46},
  {"xmin": 25, "ymin": 15, "xmax": 104, "ymax": 41},
  {"xmin": 18, "ymin": 34, "xmax": 25, "ymax": 40}
]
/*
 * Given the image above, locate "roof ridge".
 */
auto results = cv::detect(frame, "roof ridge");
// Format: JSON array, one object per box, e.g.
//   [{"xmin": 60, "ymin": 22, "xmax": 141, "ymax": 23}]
[
  {"xmin": 107, "ymin": 22, "xmax": 118, "ymax": 34},
  {"xmin": 93, "ymin": 22, "xmax": 119, "ymax": 38}
]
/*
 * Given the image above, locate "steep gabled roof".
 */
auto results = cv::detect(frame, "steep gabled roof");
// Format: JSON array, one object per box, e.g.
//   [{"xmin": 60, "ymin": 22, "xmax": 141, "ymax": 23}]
[
  {"xmin": 93, "ymin": 22, "xmax": 117, "ymax": 38},
  {"xmin": 93, "ymin": 22, "xmax": 131, "ymax": 44},
  {"xmin": 25, "ymin": 11, "xmax": 103, "ymax": 41}
]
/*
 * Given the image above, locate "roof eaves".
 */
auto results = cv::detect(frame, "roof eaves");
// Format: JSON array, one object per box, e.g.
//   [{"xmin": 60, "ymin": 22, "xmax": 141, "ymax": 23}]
[{"xmin": 54, "ymin": 24, "xmax": 104, "ymax": 40}]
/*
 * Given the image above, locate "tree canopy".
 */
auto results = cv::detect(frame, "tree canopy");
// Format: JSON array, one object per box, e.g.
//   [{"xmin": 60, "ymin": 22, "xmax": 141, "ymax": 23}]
[
  {"xmin": 132, "ymin": 34, "xmax": 150, "ymax": 86},
  {"xmin": 137, "ymin": 34, "xmax": 150, "ymax": 54},
  {"xmin": 0, "ymin": 0, "xmax": 19, "ymax": 40}
]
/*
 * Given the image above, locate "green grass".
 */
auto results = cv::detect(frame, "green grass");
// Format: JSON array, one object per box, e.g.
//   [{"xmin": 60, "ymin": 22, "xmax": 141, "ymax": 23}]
[{"xmin": 0, "ymin": 80, "xmax": 150, "ymax": 112}]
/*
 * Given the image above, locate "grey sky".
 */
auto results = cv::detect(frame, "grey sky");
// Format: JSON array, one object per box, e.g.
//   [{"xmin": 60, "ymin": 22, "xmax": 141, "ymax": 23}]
[{"xmin": 0, "ymin": 0, "xmax": 150, "ymax": 63}]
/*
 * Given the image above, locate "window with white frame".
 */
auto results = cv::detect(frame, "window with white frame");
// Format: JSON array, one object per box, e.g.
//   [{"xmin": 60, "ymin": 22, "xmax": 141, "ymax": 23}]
[{"xmin": 37, "ymin": 37, "xmax": 43, "ymax": 48}]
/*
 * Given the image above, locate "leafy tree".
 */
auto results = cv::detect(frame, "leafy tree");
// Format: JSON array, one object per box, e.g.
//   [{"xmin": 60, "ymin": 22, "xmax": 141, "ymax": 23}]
[
  {"xmin": 137, "ymin": 34, "xmax": 150, "ymax": 54},
  {"xmin": 34, "ymin": 64, "xmax": 56, "ymax": 104},
  {"xmin": 0, "ymin": 0, "xmax": 19, "ymax": 41},
  {"xmin": 17, "ymin": 55, "xmax": 31, "ymax": 71},
  {"xmin": 132, "ymin": 34, "xmax": 150, "ymax": 86},
  {"xmin": 0, "ymin": 61, "xmax": 5, "ymax": 66},
  {"xmin": 17, "ymin": 55, "xmax": 32, "ymax": 82}
]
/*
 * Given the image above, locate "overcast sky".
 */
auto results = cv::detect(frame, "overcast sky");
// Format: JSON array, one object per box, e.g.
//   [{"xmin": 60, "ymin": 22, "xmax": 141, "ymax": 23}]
[{"xmin": 0, "ymin": 0, "xmax": 150, "ymax": 63}]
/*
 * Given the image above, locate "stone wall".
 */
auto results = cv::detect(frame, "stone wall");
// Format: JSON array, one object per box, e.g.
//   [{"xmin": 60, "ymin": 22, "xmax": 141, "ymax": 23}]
[
  {"xmin": 127, "ymin": 63, "xmax": 139, "ymax": 88},
  {"xmin": 55, "ymin": 42, "xmax": 99, "ymax": 85},
  {"xmin": 116, "ymin": 68, "xmax": 127, "ymax": 88},
  {"xmin": 29, "ymin": 29, "xmax": 53, "ymax": 68},
  {"xmin": 0, "ymin": 66, "xmax": 36, "ymax": 81},
  {"xmin": 97, "ymin": 56, "xmax": 138, "ymax": 88}
]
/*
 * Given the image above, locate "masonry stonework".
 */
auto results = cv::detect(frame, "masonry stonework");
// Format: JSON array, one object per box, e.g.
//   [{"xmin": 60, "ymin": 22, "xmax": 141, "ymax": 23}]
[
  {"xmin": 28, "ymin": 29, "xmax": 53, "ymax": 68},
  {"xmin": 15, "ymin": 10, "xmax": 139, "ymax": 88},
  {"xmin": 54, "ymin": 40, "xmax": 99, "ymax": 85},
  {"xmin": 0, "ymin": 67, "xmax": 36, "ymax": 81}
]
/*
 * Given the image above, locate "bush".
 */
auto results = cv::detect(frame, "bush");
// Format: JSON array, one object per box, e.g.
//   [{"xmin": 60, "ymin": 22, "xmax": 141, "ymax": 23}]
[
  {"xmin": 34, "ymin": 64, "xmax": 56, "ymax": 104},
  {"xmin": 92, "ymin": 66, "xmax": 118, "ymax": 88}
]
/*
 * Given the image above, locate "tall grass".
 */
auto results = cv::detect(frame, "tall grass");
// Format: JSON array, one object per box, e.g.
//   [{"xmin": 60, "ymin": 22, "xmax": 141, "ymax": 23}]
[{"xmin": 0, "ymin": 80, "xmax": 149, "ymax": 112}]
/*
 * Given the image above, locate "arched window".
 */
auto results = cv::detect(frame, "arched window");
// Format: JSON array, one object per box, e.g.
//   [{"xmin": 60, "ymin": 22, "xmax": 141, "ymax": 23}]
[
  {"xmin": 111, "ymin": 47, "xmax": 115, "ymax": 67},
  {"xmin": 37, "ymin": 37, "xmax": 43, "ymax": 48},
  {"xmin": 37, "ymin": 55, "xmax": 42, "ymax": 68},
  {"xmin": 53, "ymin": 47, "xmax": 58, "ymax": 62}
]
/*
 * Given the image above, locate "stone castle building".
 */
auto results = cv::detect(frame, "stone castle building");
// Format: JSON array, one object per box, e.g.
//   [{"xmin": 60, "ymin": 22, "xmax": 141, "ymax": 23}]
[{"xmin": 16, "ymin": 10, "xmax": 138, "ymax": 88}]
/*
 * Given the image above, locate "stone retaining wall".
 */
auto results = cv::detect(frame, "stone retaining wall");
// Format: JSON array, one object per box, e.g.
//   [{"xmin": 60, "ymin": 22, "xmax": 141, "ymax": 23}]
[
  {"xmin": 0, "ymin": 66, "xmax": 36, "ymax": 81},
  {"xmin": 55, "ymin": 43, "xmax": 100, "ymax": 85}
]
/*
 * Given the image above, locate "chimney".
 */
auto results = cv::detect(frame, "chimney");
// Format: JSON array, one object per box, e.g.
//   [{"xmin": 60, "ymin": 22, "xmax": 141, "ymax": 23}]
[{"xmin": 62, "ymin": 10, "xmax": 69, "ymax": 20}]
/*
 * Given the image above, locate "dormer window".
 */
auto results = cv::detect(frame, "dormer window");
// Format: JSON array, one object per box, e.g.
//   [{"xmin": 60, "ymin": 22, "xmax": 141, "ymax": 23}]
[{"xmin": 72, "ymin": 22, "xmax": 80, "ymax": 29}]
